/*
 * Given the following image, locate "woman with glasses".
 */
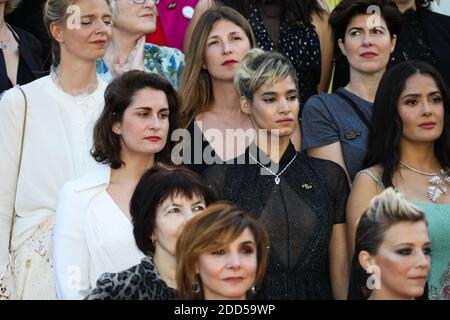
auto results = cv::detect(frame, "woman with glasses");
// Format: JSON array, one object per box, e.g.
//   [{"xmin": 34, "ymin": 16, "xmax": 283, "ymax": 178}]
[{"xmin": 97, "ymin": 0, "xmax": 185, "ymax": 88}]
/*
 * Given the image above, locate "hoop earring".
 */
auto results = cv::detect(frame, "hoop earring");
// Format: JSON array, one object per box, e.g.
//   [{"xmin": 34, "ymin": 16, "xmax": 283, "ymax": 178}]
[{"xmin": 191, "ymin": 281, "xmax": 201, "ymax": 294}]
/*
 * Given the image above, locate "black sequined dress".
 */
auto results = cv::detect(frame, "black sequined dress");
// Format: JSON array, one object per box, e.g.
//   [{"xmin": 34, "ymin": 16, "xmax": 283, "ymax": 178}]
[{"xmin": 202, "ymin": 142, "xmax": 349, "ymax": 300}]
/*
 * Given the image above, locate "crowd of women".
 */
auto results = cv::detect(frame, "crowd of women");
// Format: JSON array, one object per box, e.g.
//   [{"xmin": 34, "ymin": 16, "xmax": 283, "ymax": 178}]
[{"xmin": 0, "ymin": 0, "xmax": 449, "ymax": 301}]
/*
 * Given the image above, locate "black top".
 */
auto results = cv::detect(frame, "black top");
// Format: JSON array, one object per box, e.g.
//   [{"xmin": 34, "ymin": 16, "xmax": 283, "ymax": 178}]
[
  {"xmin": 390, "ymin": 9, "xmax": 436, "ymax": 70},
  {"xmin": 245, "ymin": 4, "xmax": 321, "ymax": 107},
  {"xmin": 202, "ymin": 142, "xmax": 349, "ymax": 300},
  {"xmin": 85, "ymin": 254, "xmax": 177, "ymax": 300},
  {"xmin": 0, "ymin": 25, "xmax": 44, "ymax": 94},
  {"xmin": 6, "ymin": 0, "xmax": 51, "ymax": 70},
  {"xmin": 183, "ymin": 121, "xmax": 228, "ymax": 174},
  {"xmin": 391, "ymin": 9, "xmax": 450, "ymax": 87}
]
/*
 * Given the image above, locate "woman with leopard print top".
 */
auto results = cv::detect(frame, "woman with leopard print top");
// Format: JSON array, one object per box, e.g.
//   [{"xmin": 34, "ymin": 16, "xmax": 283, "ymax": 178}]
[{"xmin": 85, "ymin": 167, "xmax": 215, "ymax": 300}]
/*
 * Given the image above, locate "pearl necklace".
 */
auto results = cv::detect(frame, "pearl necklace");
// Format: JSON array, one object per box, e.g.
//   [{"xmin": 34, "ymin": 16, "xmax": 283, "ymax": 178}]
[
  {"xmin": 248, "ymin": 152, "xmax": 297, "ymax": 185},
  {"xmin": 400, "ymin": 160, "xmax": 450, "ymax": 202}
]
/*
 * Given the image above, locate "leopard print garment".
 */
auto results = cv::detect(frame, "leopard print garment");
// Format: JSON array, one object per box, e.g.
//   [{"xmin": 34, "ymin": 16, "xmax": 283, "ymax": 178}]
[{"xmin": 85, "ymin": 255, "xmax": 177, "ymax": 300}]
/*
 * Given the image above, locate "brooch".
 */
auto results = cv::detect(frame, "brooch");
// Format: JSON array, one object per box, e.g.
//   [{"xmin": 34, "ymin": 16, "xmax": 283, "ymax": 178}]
[{"xmin": 302, "ymin": 184, "xmax": 313, "ymax": 190}]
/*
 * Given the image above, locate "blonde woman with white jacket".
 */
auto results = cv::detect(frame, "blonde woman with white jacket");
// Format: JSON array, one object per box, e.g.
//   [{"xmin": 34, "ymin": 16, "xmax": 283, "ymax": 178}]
[{"xmin": 0, "ymin": 0, "xmax": 112, "ymax": 300}]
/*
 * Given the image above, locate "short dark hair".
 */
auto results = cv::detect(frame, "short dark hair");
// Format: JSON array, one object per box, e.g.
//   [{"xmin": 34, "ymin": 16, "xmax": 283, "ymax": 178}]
[
  {"xmin": 329, "ymin": 0, "xmax": 403, "ymax": 46},
  {"xmin": 91, "ymin": 71, "xmax": 180, "ymax": 169},
  {"xmin": 131, "ymin": 166, "xmax": 216, "ymax": 255},
  {"xmin": 365, "ymin": 60, "xmax": 450, "ymax": 187}
]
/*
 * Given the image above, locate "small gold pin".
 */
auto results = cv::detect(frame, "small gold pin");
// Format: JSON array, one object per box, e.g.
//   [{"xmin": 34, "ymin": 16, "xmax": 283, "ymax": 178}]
[
  {"xmin": 302, "ymin": 184, "xmax": 313, "ymax": 190},
  {"xmin": 168, "ymin": 2, "xmax": 177, "ymax": 9}
]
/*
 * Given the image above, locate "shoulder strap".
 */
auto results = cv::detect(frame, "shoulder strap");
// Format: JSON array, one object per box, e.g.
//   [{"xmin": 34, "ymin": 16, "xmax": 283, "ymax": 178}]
[
  {"xmin": 356, "ymin": 169, "xmax": 385, "ymax": 189},
  {"xmin": 8, "ymin": 86, "xmax": 28, "ymax": 252},
  {"xmin": 335, "ymin": 90, "xmax": 371, "ymax": 130}
]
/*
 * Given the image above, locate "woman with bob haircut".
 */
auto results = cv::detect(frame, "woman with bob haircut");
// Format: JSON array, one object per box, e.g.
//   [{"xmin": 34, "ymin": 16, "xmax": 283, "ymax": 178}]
[
  {"xmin": 176, "ymin": 202, "xmax": 269, "ymax": 300},
  {"xmin": 0, "ymin": 0, "xmax": 111, "ymax": 300},
  {"xmin": 202, "ymin": 49, "xmax": 350, "ymax": 300},
  {"xmin": 302, "ymin": 0, "xmax": 402, "ymax": 183},
  {"xmin": 85, "ymin": 166, "xmax": 216, "ymax": 300},
  {"xmin": 347, "ymin": 60, "xmax": 450, "ymax": 300},
  {"xmin": 349, "ymin": 187, "xmax": 431, "ymax": 300},
  {"xmin": 54, "ymin": 70, "xmax": 181, "ymax": 299}
]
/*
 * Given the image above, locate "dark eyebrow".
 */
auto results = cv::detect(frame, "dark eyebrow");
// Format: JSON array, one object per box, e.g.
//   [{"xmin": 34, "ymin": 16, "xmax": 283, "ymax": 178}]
[
  {"xmin": 261, "ymin": 91, "xmax": 278, "ymax": 96},
  {"xmin": 134, "ymin": 107, "xmax": 169, "ymax": 112},
  {"xmin": 394, "ymin": 241, "xmax": 431, "ymax": 248},
  {"xmin": 401, "ymin": 91, "xmax": 441, "ymax": 99},
  {"xmin": 241, "ymin": 240, "xmax": 256, "ymax": 246}
]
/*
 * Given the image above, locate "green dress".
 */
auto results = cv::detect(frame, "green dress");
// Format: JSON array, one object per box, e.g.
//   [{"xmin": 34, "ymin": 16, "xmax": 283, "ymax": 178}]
[
  {"xmin": 357, "ymin": 169, "xmax": 450, "ymax": 300},
  {"xmin": 413, "ymin": 202, "xmax": 450, "ymax": 300}
]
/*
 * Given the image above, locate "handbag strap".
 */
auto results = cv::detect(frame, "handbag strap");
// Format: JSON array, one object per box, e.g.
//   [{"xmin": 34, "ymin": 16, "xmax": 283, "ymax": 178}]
[
  {"xmin": 8, "ymin": 87, "xmax": 28, "ymax": 252},
  {"xmin": 335, "ymin": 90, "xmax": 371, "ymax": 130}
]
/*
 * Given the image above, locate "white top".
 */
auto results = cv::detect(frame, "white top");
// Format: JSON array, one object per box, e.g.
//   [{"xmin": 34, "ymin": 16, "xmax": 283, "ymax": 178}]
[
  {"xmin": 0, "ymin": 76, "xmax": 107, "ymax": 273},
  {"xmin": 430, "ymin": 0, "xmax": 450, "ymax": 16},
  {"xmin": 54, "ymin": 165, "xmax": 146, "ymax": 300}
]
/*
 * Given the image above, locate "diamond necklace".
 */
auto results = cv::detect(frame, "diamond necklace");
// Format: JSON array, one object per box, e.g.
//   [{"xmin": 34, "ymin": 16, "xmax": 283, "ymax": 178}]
[
  {"xmin": 248, "ymin": 152, "xmax": 297, "ymax": 185},
  {"xmin": 400, "ymin": 160, "xmax": 450, "ymax": 202}
]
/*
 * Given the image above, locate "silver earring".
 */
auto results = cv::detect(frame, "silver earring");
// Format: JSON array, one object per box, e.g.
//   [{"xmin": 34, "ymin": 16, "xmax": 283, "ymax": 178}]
[
  {"xmin": 251, "ymin": 286, "xmax": 257, "ymax": 294},
  {"xmin": 191, "ymin": 281, "xmax": 201, "ymax": 294}
]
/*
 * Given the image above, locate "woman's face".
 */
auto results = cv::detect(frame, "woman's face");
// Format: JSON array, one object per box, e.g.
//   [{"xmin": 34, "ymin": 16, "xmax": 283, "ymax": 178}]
[
  {"xmin": 197, "ymin": 228, "xmax": 258, "ymax": 300},
  {"xmin": 113, "ymin": 87, "xmax": 170, "ymax": 158},
  {"xmin": 203, "ymin": 19, "xmax": 251, "ymax": 82},
  {"xmin": 363, "ymin": 221, "xmax": 431, "ymax": 300},
  {"xmin": 339, "ymin": 14, "xmax": 396, "ymax": 75},
  {"xmin": 242, "ymin": 76, "xmax": 299, "ymax": 139},
  {"xmin": 56, "ymin": 0, "xmax": 112, "ymax": 61},
  {"xmin": 153, "ymin": 194, "xmax": 206, "ymax": 256},
  {"xmin": 112, "ymin": 0, "xmax": 157, "ymax": 36},
  {"xmin": 398, "ymin": 73, "xmax": 445, "ymax": 145}
]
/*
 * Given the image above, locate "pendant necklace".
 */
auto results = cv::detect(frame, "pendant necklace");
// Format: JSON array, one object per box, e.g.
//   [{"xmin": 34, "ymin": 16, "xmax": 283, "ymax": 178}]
[
  {"xmin": 400, "ymin": 160, "xmax": 450, "ymax": 202},
  {"xmin": 248, "ymin": 152, "xmax": 297, "ymax": 185}
]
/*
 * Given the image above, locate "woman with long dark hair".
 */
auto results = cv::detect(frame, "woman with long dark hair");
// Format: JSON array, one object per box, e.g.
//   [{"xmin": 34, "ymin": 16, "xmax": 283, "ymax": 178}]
[{"xmin": 347, "ymin": 60, "xmax": 450, "ymax": 300}]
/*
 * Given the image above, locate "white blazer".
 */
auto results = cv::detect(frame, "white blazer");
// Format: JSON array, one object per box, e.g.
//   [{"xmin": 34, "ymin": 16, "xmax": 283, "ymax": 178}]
[{"xmin": 54, "ymin": 165, "xmax": 146, "ymax": 300}]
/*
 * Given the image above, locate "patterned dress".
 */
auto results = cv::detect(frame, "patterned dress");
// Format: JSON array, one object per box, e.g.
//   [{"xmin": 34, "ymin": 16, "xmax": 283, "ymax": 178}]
[{"xmin": 96, "ymin": 43, "xmax": 185, "ymax": 89}]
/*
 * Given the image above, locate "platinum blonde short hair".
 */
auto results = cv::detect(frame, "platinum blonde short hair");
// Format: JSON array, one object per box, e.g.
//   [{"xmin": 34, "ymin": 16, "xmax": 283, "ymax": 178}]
[{"xmin": 234, "ymin": 48, "xmax": 298, "ymax": 102}]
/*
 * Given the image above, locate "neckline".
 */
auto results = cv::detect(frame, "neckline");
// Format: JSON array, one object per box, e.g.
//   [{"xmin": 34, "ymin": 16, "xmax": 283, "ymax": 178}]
[
  {"xmin": 246, "ymin": 141, "xmax": 297, "ymax": 169},
  {"xmin": 102, "ymin": 190, "xmax": 133, "ymax": 226},
  {"xmin": 46, "ymin": 73, "xmax": 104, "ymax": 102},
  {"xmin": 338, "ymin": 87, "xmax": 373, "ymax": 106}
]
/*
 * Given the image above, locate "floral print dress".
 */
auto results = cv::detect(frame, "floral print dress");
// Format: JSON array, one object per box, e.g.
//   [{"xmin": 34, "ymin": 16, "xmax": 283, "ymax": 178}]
[{"xmin": 96, "ymin": 42, "xmax": 185, "ymax": 89}]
